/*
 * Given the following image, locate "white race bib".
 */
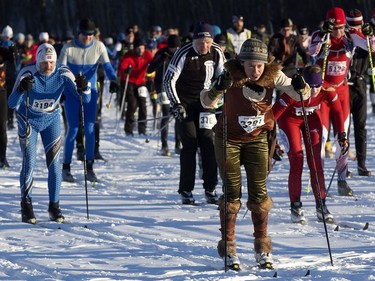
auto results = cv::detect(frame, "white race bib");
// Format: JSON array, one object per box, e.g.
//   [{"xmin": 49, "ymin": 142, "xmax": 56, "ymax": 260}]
[
  {"xmin": 137, "ymin": 86, "xmax": 149, "ymax": 98},
  {"xmin": 238, "ymin": 115, "xmax": 265, "ymax": 133},
  {"xmin": 327, "ymin": 61, "xmax": 346, "ymax": 77},
  {"xmin": 199, "ymin": 112, "xmax": 217, "ymax": 129},
  {"xmin": 294, "ymin": 105, "xmax": 320, "ymax": 116},
  {"xmin": 32, "ymin": 99, "xmax": 56, "ymax": 112}
]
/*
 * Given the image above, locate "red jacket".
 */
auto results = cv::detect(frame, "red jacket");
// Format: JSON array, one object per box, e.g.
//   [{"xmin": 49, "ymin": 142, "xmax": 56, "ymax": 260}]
[{"xmin": 118, "ymin": 49, "xmax": 154, "ymax": 86}]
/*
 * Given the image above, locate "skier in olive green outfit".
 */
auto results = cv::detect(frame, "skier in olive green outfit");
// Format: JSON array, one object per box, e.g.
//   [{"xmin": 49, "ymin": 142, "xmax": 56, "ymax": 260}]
[{"xmin": 201, "ymin": 38, "xmax": 310, "ymax": 270}]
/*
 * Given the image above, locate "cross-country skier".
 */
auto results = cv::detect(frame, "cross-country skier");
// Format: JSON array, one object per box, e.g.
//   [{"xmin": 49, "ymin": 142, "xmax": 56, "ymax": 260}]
[
  {"xmin": 309, "ymin": 7, "xmax": 375, "ymax": 196},
  {"xmin": 200, "ymin": 38, "xmax": 310, "ymax": 270},
  {"xmin": 59, "ymin": 18, "xmax": 118, "ymax": 183},
  {"xmin": 273, "ymin": 65, "xmax": 348, "ymax": 224},
  {"xmin": 8, "ymin": 43, "xmax": 90, "ymax": 224}
]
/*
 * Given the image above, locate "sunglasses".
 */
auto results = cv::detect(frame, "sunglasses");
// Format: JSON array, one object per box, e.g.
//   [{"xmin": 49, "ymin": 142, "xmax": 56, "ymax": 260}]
[{"xmin": 310, "ymin": 83, "xmax": 322, "ymax": 89}]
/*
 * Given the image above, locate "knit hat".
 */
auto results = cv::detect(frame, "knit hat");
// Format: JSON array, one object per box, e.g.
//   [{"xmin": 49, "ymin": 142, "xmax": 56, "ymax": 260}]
[
  {"xmin": 79, "ymin": 18, "xmax": 96, "ymax": 35},
  {"xmin": 298, "ymin": 25, "xmax": 308, "ymax": 35},
  {"xmin": 232, "ymin": 15, "xmax": 244, "ymax": 23},
  {"xmin": 39, "ymin": 32, "xmax": 49, "ymax": 42},
  {"xmin": 36, "ymin": 43, "xmax": 57, "ymax": 63},
  {"xmin": 214, "ymin": 33, "xmax": 226, "ymax": 45},
  {"xmin": 237, "ymin": 38, "xmax": 268, "ymax": 63},
  {"xmin": 133, "ymin": 37, "xmax": 146, "ymax": 48},
  {"xmin": 167, "ymin": 35, "xmax": 181, "ymax": 48},
  {"xmin": 280, "ymin": 18, "xmax": 293, "ymax": 28},
  {"xmin": 346, "ymin": 9, "xmax": 363, "ymax": 27},
  {"xmin": 326, "ymin": 7, "xmax": 346, "ymax": 25},
  {"xmin": 193, "ymin": 22, "xmax": 213, "ymax": 39},
  {"xmin": 2, "ymin": 25, "xmax": 13, "ymax": 39},
  {"xmin": 303, "ymin": 67, "xmax": 322, "ymax": 88}
]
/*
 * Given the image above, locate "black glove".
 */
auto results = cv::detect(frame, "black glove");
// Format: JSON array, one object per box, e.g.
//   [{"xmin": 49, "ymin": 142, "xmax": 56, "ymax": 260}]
[
  {"xmin": 320, "ymin": 20, "xmax": 334, "ymax": 35},
  {"xmin": 18, "ymin": 74, "xmax": 34, "ymax": 93},
  {"xmin": 362, "ymin": 23, "xmax": 374, "ymax": 36},
  {"xmin": 172, "ymin": 103, "xmax": 186, "ymax": 121},
  {"xmin": 273, "ymin": 143, "xmax": 284, "ymax": 161},
  {"xmin": 337, "ymin": 132, "xmax": 349, "ymax": 154},
  {"xmin": 215, "ymin": 71, "xmax": 233, "ymax": 91},
  {"xmin": 124, "ymin": 65, "xmax": 133, "ymax": 74},
  {"xmin": 291, "ymin": 73, "xmax": 306, "ymax": 93},
  {"xmin": 75, "ymin": 73, "xmax": 88, "ymax": 92},
  {"xmin": 110, "ymin": 80, "xmax": 119, "ymax": 93}
]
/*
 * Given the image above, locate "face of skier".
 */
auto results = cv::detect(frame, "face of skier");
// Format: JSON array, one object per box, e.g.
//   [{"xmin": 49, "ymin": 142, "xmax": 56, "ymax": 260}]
[
  {"xmin": 79, "ymin": 32, "xmax": 94, "ymax": 46},
  {"xmin": 193, "ymin": 37, "xmax": 213, "ymax": 55},
  {"xmin": 281, "ymin": 27, "xmax": 293, "ymax": 38},
  {"xmin": 242, "ymin": 61, "xmax": 265, "ymax": 81},
  {"xmin": 332, "ymin": 24, "xmax": 345, "ymax": 39},
  {"xmin": 39, "ymin": 61, "xmax": 56, "ymax": 76},
  {"xmin": 310, "ymin": 84, "xmax": 322, "ymax": 98}
]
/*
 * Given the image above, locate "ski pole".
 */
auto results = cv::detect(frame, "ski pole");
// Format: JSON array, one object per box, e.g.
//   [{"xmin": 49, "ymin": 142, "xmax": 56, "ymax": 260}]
[
  {"xmin": 326, "ymin": 149, "xmax": 346, "ymax": 196},
  {"xmin": 116, "ymin": 71, "xmax": 131, "ymax": 132},
  {"xmin": 145, "ymin": 116, "xmax": 174, "ymax": 143},
  {"xmin": 22, "ymin": 87, "xmax": 31, "ymax": 201},
  {"xmin": 78, "ymin": 73, "xmax": 90, "ymax": 220},
  {"xmin": 367, "ymin": 35, "xmax": 375, "ymax": 94},
  {"xmin": 321, "ymin": 32, "xmax": 330, "ymax": 81},
  {"xmin": 222, "ymin": 90, "xmax": 228, "ymax": 272},
  {"xmin": 298, "ymin": 90, "xmax": 334, "ymax": 266}
]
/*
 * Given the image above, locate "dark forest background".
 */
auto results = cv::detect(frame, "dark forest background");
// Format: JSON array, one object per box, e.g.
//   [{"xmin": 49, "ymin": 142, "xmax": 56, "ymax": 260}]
[{"xmin": 0, "ymin": 0, "xmax": 373, "ymax": 39}]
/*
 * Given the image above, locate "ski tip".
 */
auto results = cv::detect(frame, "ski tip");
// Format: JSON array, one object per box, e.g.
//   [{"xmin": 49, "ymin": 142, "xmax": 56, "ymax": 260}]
[
  {"xmin": 363, "ymin": 222, "xmax": 369, "ymax": 230},
  {"xmin": 273, "ymin": 271, "xmax": 277, "ymax": 278},
  {"xmin": 334, "ymin": 225, "xmax": 339, "ymax": 231},
  {"xmin": 305, "ymin": 269, "xmax": 311, "ymax": 276}
]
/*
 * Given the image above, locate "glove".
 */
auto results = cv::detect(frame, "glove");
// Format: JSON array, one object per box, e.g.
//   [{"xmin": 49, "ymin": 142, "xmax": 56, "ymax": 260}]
[
  {"xmin": 109, "ymin": 80, "xmax": 119, "ymax": 93},
  {"xmin": 18, "ymin": 74, "xmax": 34, "ymax": 93},
  {"xmin": 273, "ymin": 143, "xmax": 284, "ymax": 161},
  {"xmin": 362, "ymin": 23, "xmax": 374, "ymax": 36},
  {"xmin": 124, "ymin": 65, "xmax": 133, "ymax": 74},
  {"xmin": 215, "ymin": 71, "xmax": 233, "ymax": 91},
  {"xmin": 320, "ymin": 20, "xmax": 334, "ymax": 35},
  {"xmin": 291, "ymin": 73, "xmax": 306, "ymax": 94},
  {"xmin": 75, "ymin": 73, "xmax": 88, "ymax": 92},
  {"xmin": 337, "ymin": 132, "xmax": 349, "ymax": 154},
  {"xmin": 172, "ymin": 103, "xmax": 186, "ymax": 121}
]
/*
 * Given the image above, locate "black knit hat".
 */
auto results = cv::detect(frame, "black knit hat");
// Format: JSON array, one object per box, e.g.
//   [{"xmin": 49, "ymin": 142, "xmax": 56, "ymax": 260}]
[
  {"xmin": 193, "ymin": 22, "xmax": 213, "ymax": 39},
  {"xmin": 79, "ymin": 18, "xmax": 96, "ymax": 35},
  {"xmin": 237, "ymin": 38, "xmax": 268, "ymax": 63},
  {"xmin": 280, "ymin": 18, "xmax": 293, "ymax": 28},
  {"xmin": 134, "ymin": 37, "xmax": 146, "ymax": 48},
  {"xmin": 214, "ymin": 33, "xmax": 227, "ymax": 45},
  {"xmin": 167, "ymin": 35, "xmax": 181, "ymax": 48}
]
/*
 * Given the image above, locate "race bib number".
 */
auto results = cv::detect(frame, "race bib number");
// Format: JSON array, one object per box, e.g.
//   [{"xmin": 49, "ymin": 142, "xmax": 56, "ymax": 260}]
[
  {"xmin": 32, "ymin": 99, "xmax": 55, "ymax": 112},
  {"xmin": 238, "ymin": 115, "xmax": 265, "ymax": 133},
  {"xmin": 138, "ymin": 86, "xmax": 149, "ymax": 98},
  {"xmin": 327, "ymin": 61, "xmax": 346, "ymax": 77},
  {"xmin": 294, "ymin": 105, "xmax": 320, "ymax": 116},
  {"xmin": 199, "ymin": 112, "xmax": 217, "ymax": 129}
]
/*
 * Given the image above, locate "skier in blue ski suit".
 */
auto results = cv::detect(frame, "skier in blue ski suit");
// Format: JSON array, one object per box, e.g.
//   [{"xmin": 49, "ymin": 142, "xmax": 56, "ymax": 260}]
[
  {"xmin": 8, "ymin": 43, "xmax": 91, "ymax": 224},
  {"xmin": 58, "ymin": 18, "xmax": 118, "ymax": 183}
]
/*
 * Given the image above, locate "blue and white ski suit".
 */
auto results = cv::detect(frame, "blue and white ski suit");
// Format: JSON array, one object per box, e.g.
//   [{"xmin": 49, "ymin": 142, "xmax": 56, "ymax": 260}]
[
  {"xmin": 58, "ymin": 38, "xmax": 117, "ymax": 163},
  {"xmin": 8, "ymin": 61, "xmax": 90, "ymax": 202}
]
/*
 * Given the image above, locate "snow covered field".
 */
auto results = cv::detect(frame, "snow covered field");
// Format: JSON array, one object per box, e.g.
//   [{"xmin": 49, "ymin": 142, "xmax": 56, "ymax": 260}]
[{"xmin": 1, "ymin": 88, "xmax": 375, "ymax": 280}]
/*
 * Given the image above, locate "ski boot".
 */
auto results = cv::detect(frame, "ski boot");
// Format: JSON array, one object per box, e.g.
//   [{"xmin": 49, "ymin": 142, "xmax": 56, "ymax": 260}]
[
  {"xmin": 21, "ymin": 197, "xmax": 36, "ymax": 224},
  {"xmin": 290, "ymin": 202, "xmax": 305, "ymax": 224},
  {"xmin": 48, "ymin": 201, "xmax": 64, "ymax": 223}
]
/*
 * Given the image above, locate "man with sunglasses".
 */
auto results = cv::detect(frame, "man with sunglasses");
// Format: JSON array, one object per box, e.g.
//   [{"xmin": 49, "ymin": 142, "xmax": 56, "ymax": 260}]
[
  {"xmin": 59, "ymin": 18, "xmax": 118, "ymax": 183},
  {"xmin": 309, "ymin": 7, "xmax": 375, "ymax": 196}
]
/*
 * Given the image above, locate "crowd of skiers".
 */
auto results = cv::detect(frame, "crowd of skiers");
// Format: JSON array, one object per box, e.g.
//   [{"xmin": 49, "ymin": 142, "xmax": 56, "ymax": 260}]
[{"xmin": 1, "ymin": 6, "xmax": 375, "ymax": 271}]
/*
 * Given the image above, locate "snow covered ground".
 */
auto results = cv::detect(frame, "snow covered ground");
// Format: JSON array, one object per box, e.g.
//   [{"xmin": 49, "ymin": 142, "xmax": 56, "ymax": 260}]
[{"xmin": 1, "ymin": 88, "xmax": 375, "ymax": 281}]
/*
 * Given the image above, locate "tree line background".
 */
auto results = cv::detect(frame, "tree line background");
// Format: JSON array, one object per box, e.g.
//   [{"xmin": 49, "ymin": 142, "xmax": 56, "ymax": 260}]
[{"xmin": 0, "ymin": 0, "xmax": 373, "ymax": 40}]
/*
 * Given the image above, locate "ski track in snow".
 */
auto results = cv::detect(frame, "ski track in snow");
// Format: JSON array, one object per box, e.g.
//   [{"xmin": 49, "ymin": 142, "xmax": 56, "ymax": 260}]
[{"xmin": 0, "ymin": 92, "xmax": 375, "ymax": 280}]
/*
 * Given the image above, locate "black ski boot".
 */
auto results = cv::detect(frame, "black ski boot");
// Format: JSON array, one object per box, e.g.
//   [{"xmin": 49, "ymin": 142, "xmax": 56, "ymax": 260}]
[
  {"xmin": 21, "ymin": 197, "xmax": 36, "ymax": 224},
  {"xmin": 86, "ymin": 160, "xmax": 98, "ymax": 182},
  {"xmin": 62, "ymin": 163, "xmax": 75, "ymax": 183},
  {"xmin": 48, "ymin": 201, "xmax": 64, "ymax": 223}
]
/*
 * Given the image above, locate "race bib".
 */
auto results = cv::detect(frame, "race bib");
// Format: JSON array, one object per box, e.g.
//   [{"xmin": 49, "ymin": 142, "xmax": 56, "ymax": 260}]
[
  {"xmin": 294, "ymin": 105, "xmax": 320, "ymax": 116},
  {"xmin": 238, "ymin": 115, "xmax": 265, "ymax": 133},
  {"xmin": 199, "ymin": 112, "xmax": 217, "ymax": 129},
  {"xmin": 327, "ymin": 61, "xmax": 346, "ymax": 77},
  {"xmin": 138, "ymin": 86, "xmax": 149, "ymax": 98},
  {"xmin": 32, "ymin": 99, "xmax": 55, "ymax": 112}
]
